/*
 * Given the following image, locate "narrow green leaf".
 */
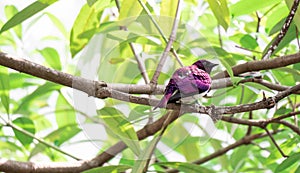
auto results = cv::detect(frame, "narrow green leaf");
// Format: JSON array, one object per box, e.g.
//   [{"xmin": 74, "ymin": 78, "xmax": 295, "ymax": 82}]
[
  {"xmin": 119, "ymin": 0, "xmax": 147, "ymax": 21},
  {"xmin": 55, "ymin": 93, "xmax": 76, "ymax": 127},
  {"xmin": 0, "ymin": 67, "xmax": 10, "ymax": 115},
  {"xmin": 160, "ymin": 0, "xmax": 178, "ymax": 17},
  {"xmin": 154, "ymin": 162, "xmax": 215, "ymax": 173},
  {"xmin": 4, "ymin": 5, "xmax": 22, "ymax": 38},
  {"xmin": 275, "ymin": 153, "xmax": 300, "ymax": 173},
  {"xmin": 38, "ymin": 47, "xmax": 62, "ymax": 70},
  {"xmin": 82, "ymin": 165, "xmax": 131, "ymax": 173},
  {"xmin": 15, "ymin": 82, "xmax": 61, "ymax": 113},
  {"xmin": 0, "ymin": 140, "xmax": 24, "ymax": 153},
  {"xmin": 0, "ymin": 1, "xmax": 58, "ymax": 34},
  {"xmin": 12, "ymin": 117, "xmax": 36, "ymax": 147},
  {"xmin": 109, "ymin": 58, "xmax": 125, "ymax": 64},
  {"xmin": 268, "ymin": 18, "xmax": 286, "ymax": 36},
  {"xmin": 207, "ymin": 0, "xmax": 230, "ymax": 30},
  {"xmin": 70, "ymin": 1, "xmax": 110, "ymax": 57},
  {"xmin": 98, "ymin": 107, "xmax": 141, "ymax": 156},
  {"xmin": 132, "ymin": 135, "xmax": 161, "ymax": 173},
  {"xmin": 44, "ymin": 12, "xmax": 68, "ymax": 39},
  {"xmin": 219, "ymin": 57, "xmax": 234, "ymax": 80},
  {"xmin": 230, "ymin": 0, "xmax": 282, "ymax": 16},
  {"xmin": 30, "ymin": 124, "xmax": 80, "ymax": 158},
  {"xmin": 244, "ymin": 82, "xmax": 274, "ymax": 93},
  {"xmin": 240, "ymin": 35, "xmax": 258, "ymax": 50}
]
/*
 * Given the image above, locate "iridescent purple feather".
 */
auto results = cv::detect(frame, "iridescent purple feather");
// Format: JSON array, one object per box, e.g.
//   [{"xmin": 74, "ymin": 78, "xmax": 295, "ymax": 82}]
[{"xmin": 154, "ymin": 60, "xmax": 217, "ymax": 109}]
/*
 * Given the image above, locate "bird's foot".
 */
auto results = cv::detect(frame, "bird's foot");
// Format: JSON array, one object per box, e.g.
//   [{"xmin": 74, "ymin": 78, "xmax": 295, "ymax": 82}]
[{"xmin": 208, "ymin": 104, "xmax": 221, "ymax": 122}]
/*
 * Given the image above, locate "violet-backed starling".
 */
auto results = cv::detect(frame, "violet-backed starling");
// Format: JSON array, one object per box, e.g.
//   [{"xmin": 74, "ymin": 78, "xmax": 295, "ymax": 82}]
[{"xmin": 154, "ymin": 60, "xmax": 217, "ymax": 109}]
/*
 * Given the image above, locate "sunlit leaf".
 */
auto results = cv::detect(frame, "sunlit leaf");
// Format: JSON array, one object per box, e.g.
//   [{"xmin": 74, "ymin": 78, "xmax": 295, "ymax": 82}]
[
  {"xmin": 231, "ymin": 0, "xmax": 282, "ymax": 16},
  {"xmin": 132, "ymin": 135, "xmax": 161, "ymax": 173},
  {"xmin": 0, "ymin": 1, "xmax": 58, "ymax": 34},
  {"xmin": 4, "ymin": 5, "xmax": 22, "ymax": 38},
  {"xmin": 240, "ymin": 35, "xmax": 258, "ymax": 50},
  {"xmin": 15, "ymin": 82, "xmax": 61, "ymax": 113},
  {"xmin": 70, "ymin": 1, "xmax": 110, "ymax": 57},
  {"xmin": 160, "ymin": 0, "xmax": 178, "ymax": 17},
  {"xmin": 275, "ymin": 153, "xmax": 300, "ymax": 173},
  {"xmin": 207, "ymin": 0, "xmax": 230, "ymax": 30},
  {"xmin": 44, "ymin": 12, "xmax": 68, "ymax": 39},
  {"xmin": 82, "ymin": 165, "xmax": 131, "ymax": 173},
  {"xmin": 154, "ymin": 162, "xmax": 215, "ymax": 173},
  {"xmin": 55, "ymin": 93, "xmax": 76, "ymax": 127},
  {"xmin": 98, "ymin": 107, "xmax": 141, "ymax": 156},
  {"xmin": 38, "ymin": 47, "xmax": 62, "ymax": 70},
  {"xmin": 0, "ymin": 67, "xmax": 10, "ymax": 115},
  {"xmin": 12, "ymin": 117, "xmax": 36, "ymax": 147},
  {"xmin": 30, "ymin": 124, "xmax": 80, "ymax": 158},
  {"xmin": 219, "ymin": 57, "xmax": 234, "ymax": 80},
  {"xmin": 119, "ymin": 0, "xmax": 147, "ymax": 21}
]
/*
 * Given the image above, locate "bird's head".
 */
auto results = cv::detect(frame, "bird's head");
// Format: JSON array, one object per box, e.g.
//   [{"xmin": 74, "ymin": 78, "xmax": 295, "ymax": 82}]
[{"xmin": 193, "ymin": 60, "xmax": 218, "ymax": 74}]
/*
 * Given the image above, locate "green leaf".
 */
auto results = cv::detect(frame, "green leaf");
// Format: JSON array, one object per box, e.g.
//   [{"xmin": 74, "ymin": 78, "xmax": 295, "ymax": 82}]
[
  {"xmin": 109, "ymin": 58, "xmax": 125, "ymax": 64},
  {"xmin": 230, "ymin": 0, "xmax": 282, "ymax": 16},
  {"xmin": 55, "ymin": 93, "xmax": 76, "ymax": 127},
  {"xmin": 30, "ymin": 124, "xmax": 80, "ymax": 158},
  {"xmin": 244, "ymin": 82, "xmax": 274, "ymax": 93},
  {"xmin": 12, "ymin": 117, "xmax": 36, "ymax": 147},
  {"xmin": 4, "ymin": 5, "xmax": 22, "ymax": 38},
  {"xmin": 98, "ymin": 107, "xmax": 141, "ymax": 156},
  {"xmin": 119, "ymin": 0, "xmax": 147, "ymax": 21},
  {"xmin": 240, "ymin": 35, "xmax": 258, "ymax": 50},
  {"xmin": 207, "ymin": 0, "xmax": 230, "ymax": 30},
  {"xmin": 263, "ymin": 26, "xmax": 299, "ymax": 57},
  {"xmin": 38, "ymin": 47, "xmax": 62, "ymax": 70},
  {"xmin": 0, "ymin": 67, "xmax": 10, "ymax": 115},
  {"xmin": 0, "ymin": 1, "xmax": 58, "ymax": 34},
  {"xmin": 268, "ymin": 18, "xmax": 286, "ymax": 36},
  {"xmin": 70, "ymin": 1, "xmax": 110, "ymax": 57},
  {"xmin": 15, "ymin": 82, "xmax": 61, "ymax": 113},
  {"xmin": 275, "ymin": 153, "xmax": 300, "ymax": 173},
  {"xmin": 132, "ymin": 135, "xmax": 161, "ymax": 173},
  {"xmin": 219, "ymin": 57, "xmax": 234, "ymax": 80},
  {"xmin": 44, "ymin": 12, "xmax": 68, "ymax": 39},
  {"xmin": 160, "ymin": 0, "xmax": 178, "ymax": 17},
  {"xmin": 82, "ymin": 165, "xmax": 131, "ymax": 173},
  {"xmin": 154, "ymin": 162, "xmax": 215, "ymax": 173}
]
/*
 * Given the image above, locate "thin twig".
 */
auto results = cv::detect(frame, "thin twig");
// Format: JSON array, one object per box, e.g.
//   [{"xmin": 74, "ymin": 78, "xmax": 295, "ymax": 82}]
[
  {"xmin": 137, "ymin": 0, "xmax": 183, "ymax": 68},
  {"xmin": 264, "ymin": 127, "xmax": 288, "ymax": 157},
  {"xmin": 142, "ymin": 111, "xmax": 175, "ymax": 172},
  {"xmin": 115, "ymin": 0, "xmax": 150, "ymax": 84},
  {"xmin": 262, "ymin": 0, "xmax": 300, "ymax": 60},
  {"xmin": 165, "ymin": 130, "xmax": 281, "ymax": 173},
  {"xmin": 3, "ymin": 120, "xmax": 81, "ymax": 160},
  {"xmin": 150, "ymin": 0, "xmax": 182, "ymax": 84},
  {"xmin": 246, "ymin": 111, "xmax": 253, "ymax": 136}
]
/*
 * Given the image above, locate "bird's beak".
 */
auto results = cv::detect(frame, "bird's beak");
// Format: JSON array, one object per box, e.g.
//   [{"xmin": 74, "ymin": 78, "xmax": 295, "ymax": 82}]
[{"xmin": 210, "ymin": 63, "xmax": 218, "ymax": 68}]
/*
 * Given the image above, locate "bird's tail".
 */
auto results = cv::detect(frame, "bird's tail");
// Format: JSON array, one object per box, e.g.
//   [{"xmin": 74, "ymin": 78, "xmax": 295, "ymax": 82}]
[{"xmin": 153, "ymin": 93, "xmax": 172, "ymax": 110}]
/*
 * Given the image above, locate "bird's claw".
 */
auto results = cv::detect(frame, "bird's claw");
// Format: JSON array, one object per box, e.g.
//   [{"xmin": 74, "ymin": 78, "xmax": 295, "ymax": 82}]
[{"xmin": 208, "ymin": 104, "xmax": 221, "ymax": 122}]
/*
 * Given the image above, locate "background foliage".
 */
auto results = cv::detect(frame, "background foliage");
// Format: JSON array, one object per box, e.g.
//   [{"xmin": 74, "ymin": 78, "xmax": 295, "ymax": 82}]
[{"xmin": 0, "ymin": 0, "xmax": 300, "ymax": 172}]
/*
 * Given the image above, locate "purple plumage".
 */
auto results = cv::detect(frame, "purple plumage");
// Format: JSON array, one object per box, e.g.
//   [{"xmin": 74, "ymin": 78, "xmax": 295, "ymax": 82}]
[{"xmin": 154, "ymin": 60, "xmax": 217, "ymax": 109}]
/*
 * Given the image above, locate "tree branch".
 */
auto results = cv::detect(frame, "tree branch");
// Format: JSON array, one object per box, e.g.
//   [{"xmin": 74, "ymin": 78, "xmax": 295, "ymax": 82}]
[
  {"xmin": 1, "ymin": 52, "xmax": 300, "ymax": 117},
  {"xmin": 262, "ymin": 0, "xmax": 300, "ymax": 60},
  {"xmin": 213, "ymin": 52, "xmax": 300, "ymax": 79},
  {"xmin": 150, "ymin": 0, "xmax": 182, "ymax": 84},
  {"xmin": 166, "ymin": 130, "xmax": 281, "ymax": 173}
]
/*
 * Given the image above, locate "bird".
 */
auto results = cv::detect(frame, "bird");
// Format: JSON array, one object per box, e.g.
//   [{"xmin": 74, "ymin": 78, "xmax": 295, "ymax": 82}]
[{"xmin": 154, "ymin": 60, "xmax": 217, "ymax": 109}]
